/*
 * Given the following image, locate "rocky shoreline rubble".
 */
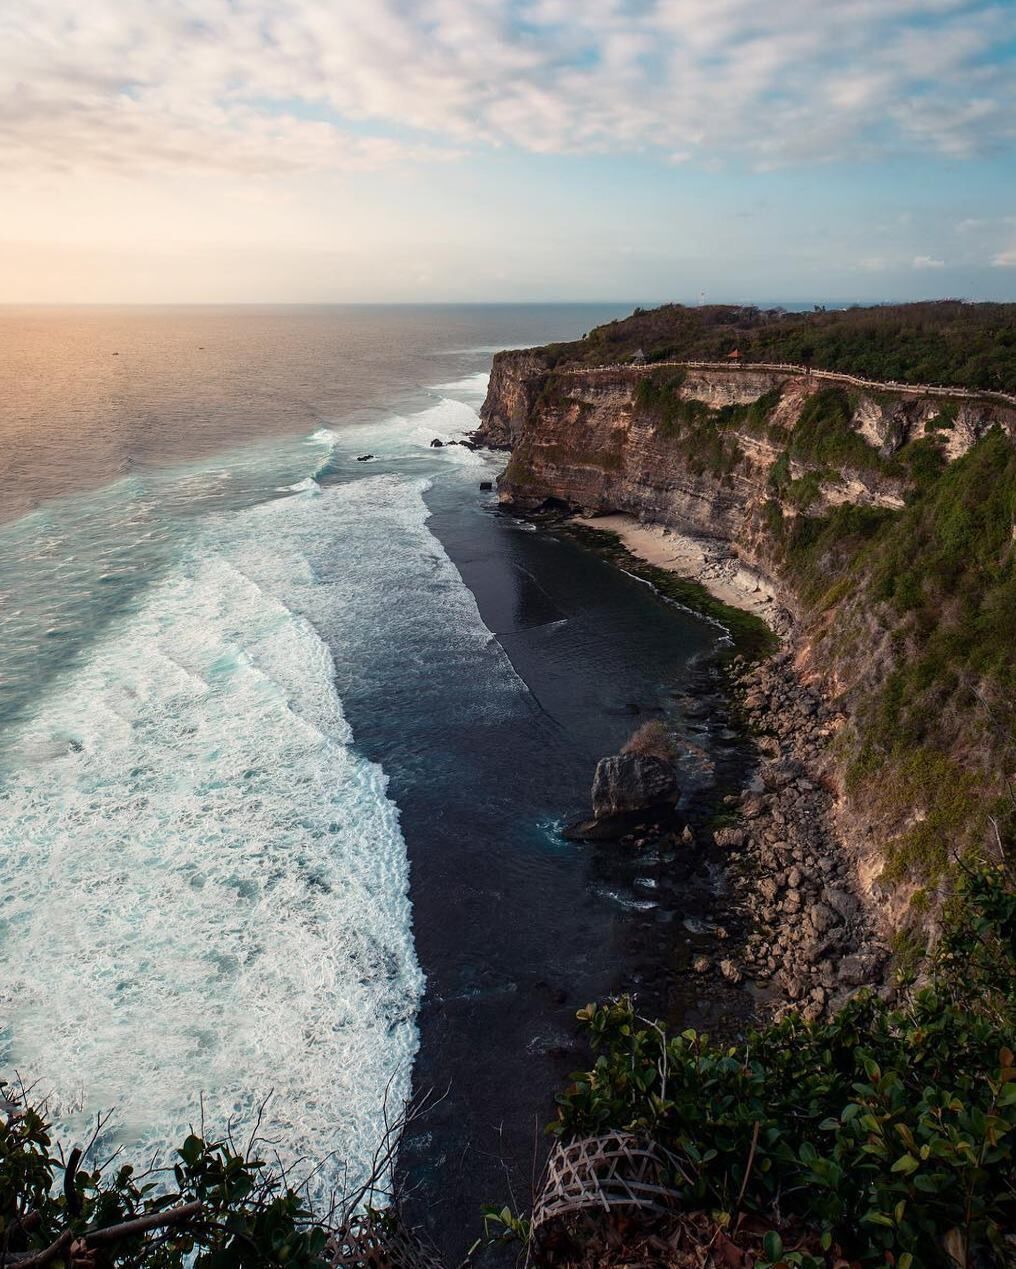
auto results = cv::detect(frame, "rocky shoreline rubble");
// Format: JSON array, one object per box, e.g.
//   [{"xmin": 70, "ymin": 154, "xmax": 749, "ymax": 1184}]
[{"xmin": 708, "ymin": 651, "xmax": 889, "ymax": 1020}]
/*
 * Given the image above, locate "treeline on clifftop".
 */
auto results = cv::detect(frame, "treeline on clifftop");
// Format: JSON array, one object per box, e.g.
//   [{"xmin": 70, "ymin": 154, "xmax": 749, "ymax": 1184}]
[{"xmin": 539, "ymin": 301, "xmax": 1016, "ymax": 394}]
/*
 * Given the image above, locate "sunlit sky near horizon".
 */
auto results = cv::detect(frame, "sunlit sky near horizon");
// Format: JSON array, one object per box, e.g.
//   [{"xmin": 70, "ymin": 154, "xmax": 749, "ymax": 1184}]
[{"xmin": 2, "ymin": 0, "xmax": 1015, "ymax": 304}]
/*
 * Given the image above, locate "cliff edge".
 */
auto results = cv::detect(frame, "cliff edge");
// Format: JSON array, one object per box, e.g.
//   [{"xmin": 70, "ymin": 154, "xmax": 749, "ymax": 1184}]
[{"xmin": 477, "ymin": 304, "xmax": 1016, "ymax": 941}]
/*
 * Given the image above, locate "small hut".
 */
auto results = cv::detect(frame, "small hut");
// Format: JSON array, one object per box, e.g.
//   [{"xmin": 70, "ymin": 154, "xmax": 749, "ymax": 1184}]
[
  {"xmin": 727, "ymin": 348, "xmax": 743, "ymax": 363},
  {"xmin": 631, "ymin": 347, "xmax": 647, "ymax": 365}
]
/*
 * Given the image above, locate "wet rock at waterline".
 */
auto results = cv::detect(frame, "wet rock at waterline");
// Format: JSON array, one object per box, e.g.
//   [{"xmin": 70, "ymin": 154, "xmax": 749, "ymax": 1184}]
[
  {"xmin": 592, "ymin": 754, "xmax": 678, "ymax": 819},
  {"xmin": 565, "ymin": 752, "xmax": 679, "ymax": 841}
]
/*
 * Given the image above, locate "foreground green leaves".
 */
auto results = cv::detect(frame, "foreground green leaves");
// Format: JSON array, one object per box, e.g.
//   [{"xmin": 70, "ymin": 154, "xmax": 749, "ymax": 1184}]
[
  {"xmin": 552, "ymin": 863, "xmax": 1016, "ymax": 1266},
  {"xmin": 0, "ymin": 1109, "xmax": 329, "ymax": 1267}
]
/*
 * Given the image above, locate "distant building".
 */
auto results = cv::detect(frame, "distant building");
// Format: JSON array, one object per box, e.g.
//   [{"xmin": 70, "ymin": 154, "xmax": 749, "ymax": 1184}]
[
  {"xmin": 631, "ymin": 347, "xmax": 647, "ymax": 364},
  {"xmin": 727, "ymin": 348, "xmax": 743, "ymax": 362}
]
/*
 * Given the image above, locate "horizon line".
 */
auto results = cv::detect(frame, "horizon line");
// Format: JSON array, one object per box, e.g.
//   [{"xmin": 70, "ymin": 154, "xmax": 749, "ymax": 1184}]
[{"xmin": 1, "ymin": 296, "xmax": 1011, "ymax": 310}]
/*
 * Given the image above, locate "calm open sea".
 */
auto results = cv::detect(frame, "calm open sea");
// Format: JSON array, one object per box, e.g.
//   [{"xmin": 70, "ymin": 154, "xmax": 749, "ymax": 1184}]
[{"xmin": 0, "ymin": 305, "xmax": 734, "ymax": 1252}]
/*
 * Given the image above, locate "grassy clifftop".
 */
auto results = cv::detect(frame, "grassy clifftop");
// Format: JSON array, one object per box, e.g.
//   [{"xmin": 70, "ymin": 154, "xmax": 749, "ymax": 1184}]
[{"xmin": 537, "ymin": 300, "xmax": 1016, "ymax": 395}]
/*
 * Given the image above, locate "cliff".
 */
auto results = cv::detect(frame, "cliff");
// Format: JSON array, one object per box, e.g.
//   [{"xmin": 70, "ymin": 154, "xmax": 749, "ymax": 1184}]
[{"xmin": 478, "ymin": 342, "xmax": 1016, "ymax": 923}]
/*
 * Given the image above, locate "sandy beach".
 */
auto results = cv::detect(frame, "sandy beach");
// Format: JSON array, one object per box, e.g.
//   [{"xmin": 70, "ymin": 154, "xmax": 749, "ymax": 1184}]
[{"xmin": 573, "ymin": 513, "xmax": 788, "ymax": 634}]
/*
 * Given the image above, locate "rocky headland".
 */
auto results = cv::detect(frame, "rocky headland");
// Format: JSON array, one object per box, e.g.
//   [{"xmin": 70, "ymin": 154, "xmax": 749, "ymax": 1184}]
[{"xmin": 474, "ymin": 303, "xmax": 1016, "ymax": 1008}]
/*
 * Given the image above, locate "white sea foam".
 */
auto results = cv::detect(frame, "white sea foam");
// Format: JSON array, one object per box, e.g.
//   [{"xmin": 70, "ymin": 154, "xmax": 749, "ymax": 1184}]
[
  {"xmin": 432, "ymin": 371, "xmax": 490, "ymax": 401},
  {"xmin": 0, "ymin": 475, "xmax": 428, "ymax": 1207},
  {"xmin": 338, "ymin": 395, "xmax": 490, "ymax": 471},
  {"xmin": 406, "ymin": 397, "xmax": 485, "ymax": 465}
]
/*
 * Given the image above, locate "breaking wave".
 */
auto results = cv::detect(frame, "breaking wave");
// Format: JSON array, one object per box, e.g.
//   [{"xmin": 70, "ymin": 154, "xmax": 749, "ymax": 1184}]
[{"xmin": 0, "ymin": 471, "xmax": 427, "ymax": 1206}]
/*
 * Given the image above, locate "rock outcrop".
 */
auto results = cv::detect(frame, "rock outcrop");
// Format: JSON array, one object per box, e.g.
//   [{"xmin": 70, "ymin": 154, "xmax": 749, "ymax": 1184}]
[
  {"xmin": 565, "ymin": 752, "xmax": 679, "ymax": 841},
  {"xmin": 591, "ymin": 753, "xmax": 678, "ymax": 820},
  {"xmin": 474, "ymin": 349, "xmax": 550, "ymax": 449}
]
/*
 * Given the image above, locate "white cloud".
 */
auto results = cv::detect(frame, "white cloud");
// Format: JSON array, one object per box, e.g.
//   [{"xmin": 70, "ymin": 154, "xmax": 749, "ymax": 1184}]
[
  {"xmin": 992, "ymin": 247, "xmax": 1016, "ymax": 267},
  {"xmin": 912, "ymin": 255, "xmax": 946, "ymax": 269},
  {"xmin": 0, "ymin": 0, "xmax": 1013, "ymax": 180}
]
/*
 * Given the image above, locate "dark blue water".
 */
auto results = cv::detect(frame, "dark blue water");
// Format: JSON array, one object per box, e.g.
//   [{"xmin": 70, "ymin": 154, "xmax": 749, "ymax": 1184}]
[{"xmin": 0, "ymin": 305, "xmax": 739, "ymax": 1251}]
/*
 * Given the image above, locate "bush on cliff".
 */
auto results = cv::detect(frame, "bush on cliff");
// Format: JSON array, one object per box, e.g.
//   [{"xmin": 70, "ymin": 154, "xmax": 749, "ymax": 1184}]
[
  {"xmin": 841, "ymin": 429, "xmax": 1015, "ymax": 880},
  {"xmin": 548, "ymin": 859, "xmax": 1016, "ymax": 1267},
  {"xmin": 0, "ymin": 1109, "xmax": 330, "ymax": 1267},
  {"xmin": 633, "ymin": 369, "xmax": 744, "ymax": 478},
  {"xmin": 755, "ymin": 425, "xmax": 1016, "ymax": 883},
  {"xmin": 786, "ymin": 388, "xmax": 886, "ymax": 474}
]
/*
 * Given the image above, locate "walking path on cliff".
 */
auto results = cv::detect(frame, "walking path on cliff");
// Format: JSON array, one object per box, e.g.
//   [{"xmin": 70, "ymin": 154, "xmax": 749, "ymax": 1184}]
[{"xmin": 554, "ymin": 359, "xmax": 1016, "ymax": 409}]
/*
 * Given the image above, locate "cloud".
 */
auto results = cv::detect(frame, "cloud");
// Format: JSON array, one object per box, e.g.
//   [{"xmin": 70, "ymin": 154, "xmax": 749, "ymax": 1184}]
[
  {"xmin": 912, "ymin": 255, "xmax": 946, "ymax": 269},
  {"xmin": 1, "ymin": 0, "xmax": 1013, "ymax": 181},
  {"xmin": 992, "ymin": 247, "xmax": 1016, "ymax": 267}
]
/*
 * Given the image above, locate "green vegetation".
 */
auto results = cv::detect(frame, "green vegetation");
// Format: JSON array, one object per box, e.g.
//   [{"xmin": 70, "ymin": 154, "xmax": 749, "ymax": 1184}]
[
  {"xmin": 776, "ymin": 503, "xmax": 893, "ymax": 608},
  {"xmin": 844, "ymin": 428, "xmax": 1016, "ymax": 879},
  {"xmin": 546, "ymin": 862, "xmax": 1016, "ymax": 1267},
  {"xmin": 896, "ymin": 434, "xmax": 949, "ymax": 494},
  {"xmin": 755, "ymin": 427, "xmax": 1016, "ymax": 883},
  {"xmin": 786, "ymin": 389, "xmax": 886, "ymax": 474},
  {"xmin": 716, "ymin": 385, "xmax": 785, "ymax": 436},
  {"xmin": 634, "ymin": 368, "xmax": 712, "ymax": 435},
  {"xmin": 539, "ymin": 301, "xmax": 1016, "ymax": 394},
  {"xmin": 925, "ymin": 403, "xmax": 958, "ymax": 432},
  {"xmin": 633, "ymin": 368, "xmax": 760, "ymax": 480},
  {"xmin": 0, "ymin": 1111, "xmax": 331, "ymax": 1267}
]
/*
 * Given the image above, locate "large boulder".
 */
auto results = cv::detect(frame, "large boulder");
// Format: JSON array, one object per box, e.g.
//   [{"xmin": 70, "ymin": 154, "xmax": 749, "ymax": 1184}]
[{"xmin": 591, "ymin": 753, "xmax": 678, "ymax": 820}]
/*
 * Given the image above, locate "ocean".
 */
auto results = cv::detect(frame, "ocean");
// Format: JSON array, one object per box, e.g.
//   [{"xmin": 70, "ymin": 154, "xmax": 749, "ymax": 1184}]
[{"xmin": 0, "ymin": 305, "xmax": 738, "ymax": 1251}]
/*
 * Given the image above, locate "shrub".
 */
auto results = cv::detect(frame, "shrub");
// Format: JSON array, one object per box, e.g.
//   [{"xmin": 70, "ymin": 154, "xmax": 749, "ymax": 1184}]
[
  {"xmin": 788, "ymin": 389, "xmax": 887, "ymax": 474},
  {"xmin": 623, "ymin": 719, "xmax": 676, "ymax": 761},
  {"xmin": 0, "ymin": 1111, "xmax": 331, "ymax": 1267},
  {"xmin": 634, "ymin": 372, "xmax": 744, "ymax": 478}
]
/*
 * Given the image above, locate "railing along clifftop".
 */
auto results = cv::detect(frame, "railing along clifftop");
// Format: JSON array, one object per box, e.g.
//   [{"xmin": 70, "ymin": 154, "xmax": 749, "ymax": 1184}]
[{"xmin": 553, "ymin": 359, "xmax": 1016, "ymax": 409}]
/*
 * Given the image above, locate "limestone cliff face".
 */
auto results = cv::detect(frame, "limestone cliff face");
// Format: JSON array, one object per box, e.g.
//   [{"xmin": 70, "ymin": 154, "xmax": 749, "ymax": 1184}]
[
  {"xmin": 475, "ymin": 349, "xmax": 550, "ymax": 449},
  {"xmin": 496, "ymin": 365, "xmax": 777, "ymax": 546},
  {"xmin": 477, "ymin": 355, "xmax": 1013, "ymax": 590}
]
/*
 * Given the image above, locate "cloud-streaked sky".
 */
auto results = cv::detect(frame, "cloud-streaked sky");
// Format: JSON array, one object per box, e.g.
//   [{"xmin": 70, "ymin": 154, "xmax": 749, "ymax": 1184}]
[{"xmin": 2, "ymin": 0, "xmax": 1014, "ymax": 303}]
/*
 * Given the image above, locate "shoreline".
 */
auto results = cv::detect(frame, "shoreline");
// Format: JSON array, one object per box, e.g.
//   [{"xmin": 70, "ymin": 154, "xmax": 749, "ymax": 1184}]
[
  {"xmin": 549, "ymin": 508, "xmax": 884, "ymax": 1020},
  {"xmin": 572, "ymin": 513, "xmax": 794, "ymax": 639}
]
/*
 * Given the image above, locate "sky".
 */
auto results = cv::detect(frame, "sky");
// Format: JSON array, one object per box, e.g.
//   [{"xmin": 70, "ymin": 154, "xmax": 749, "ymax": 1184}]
[{"xmin": 1, "ymin": 0, "xmax": 1015, "ymax": 304}]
